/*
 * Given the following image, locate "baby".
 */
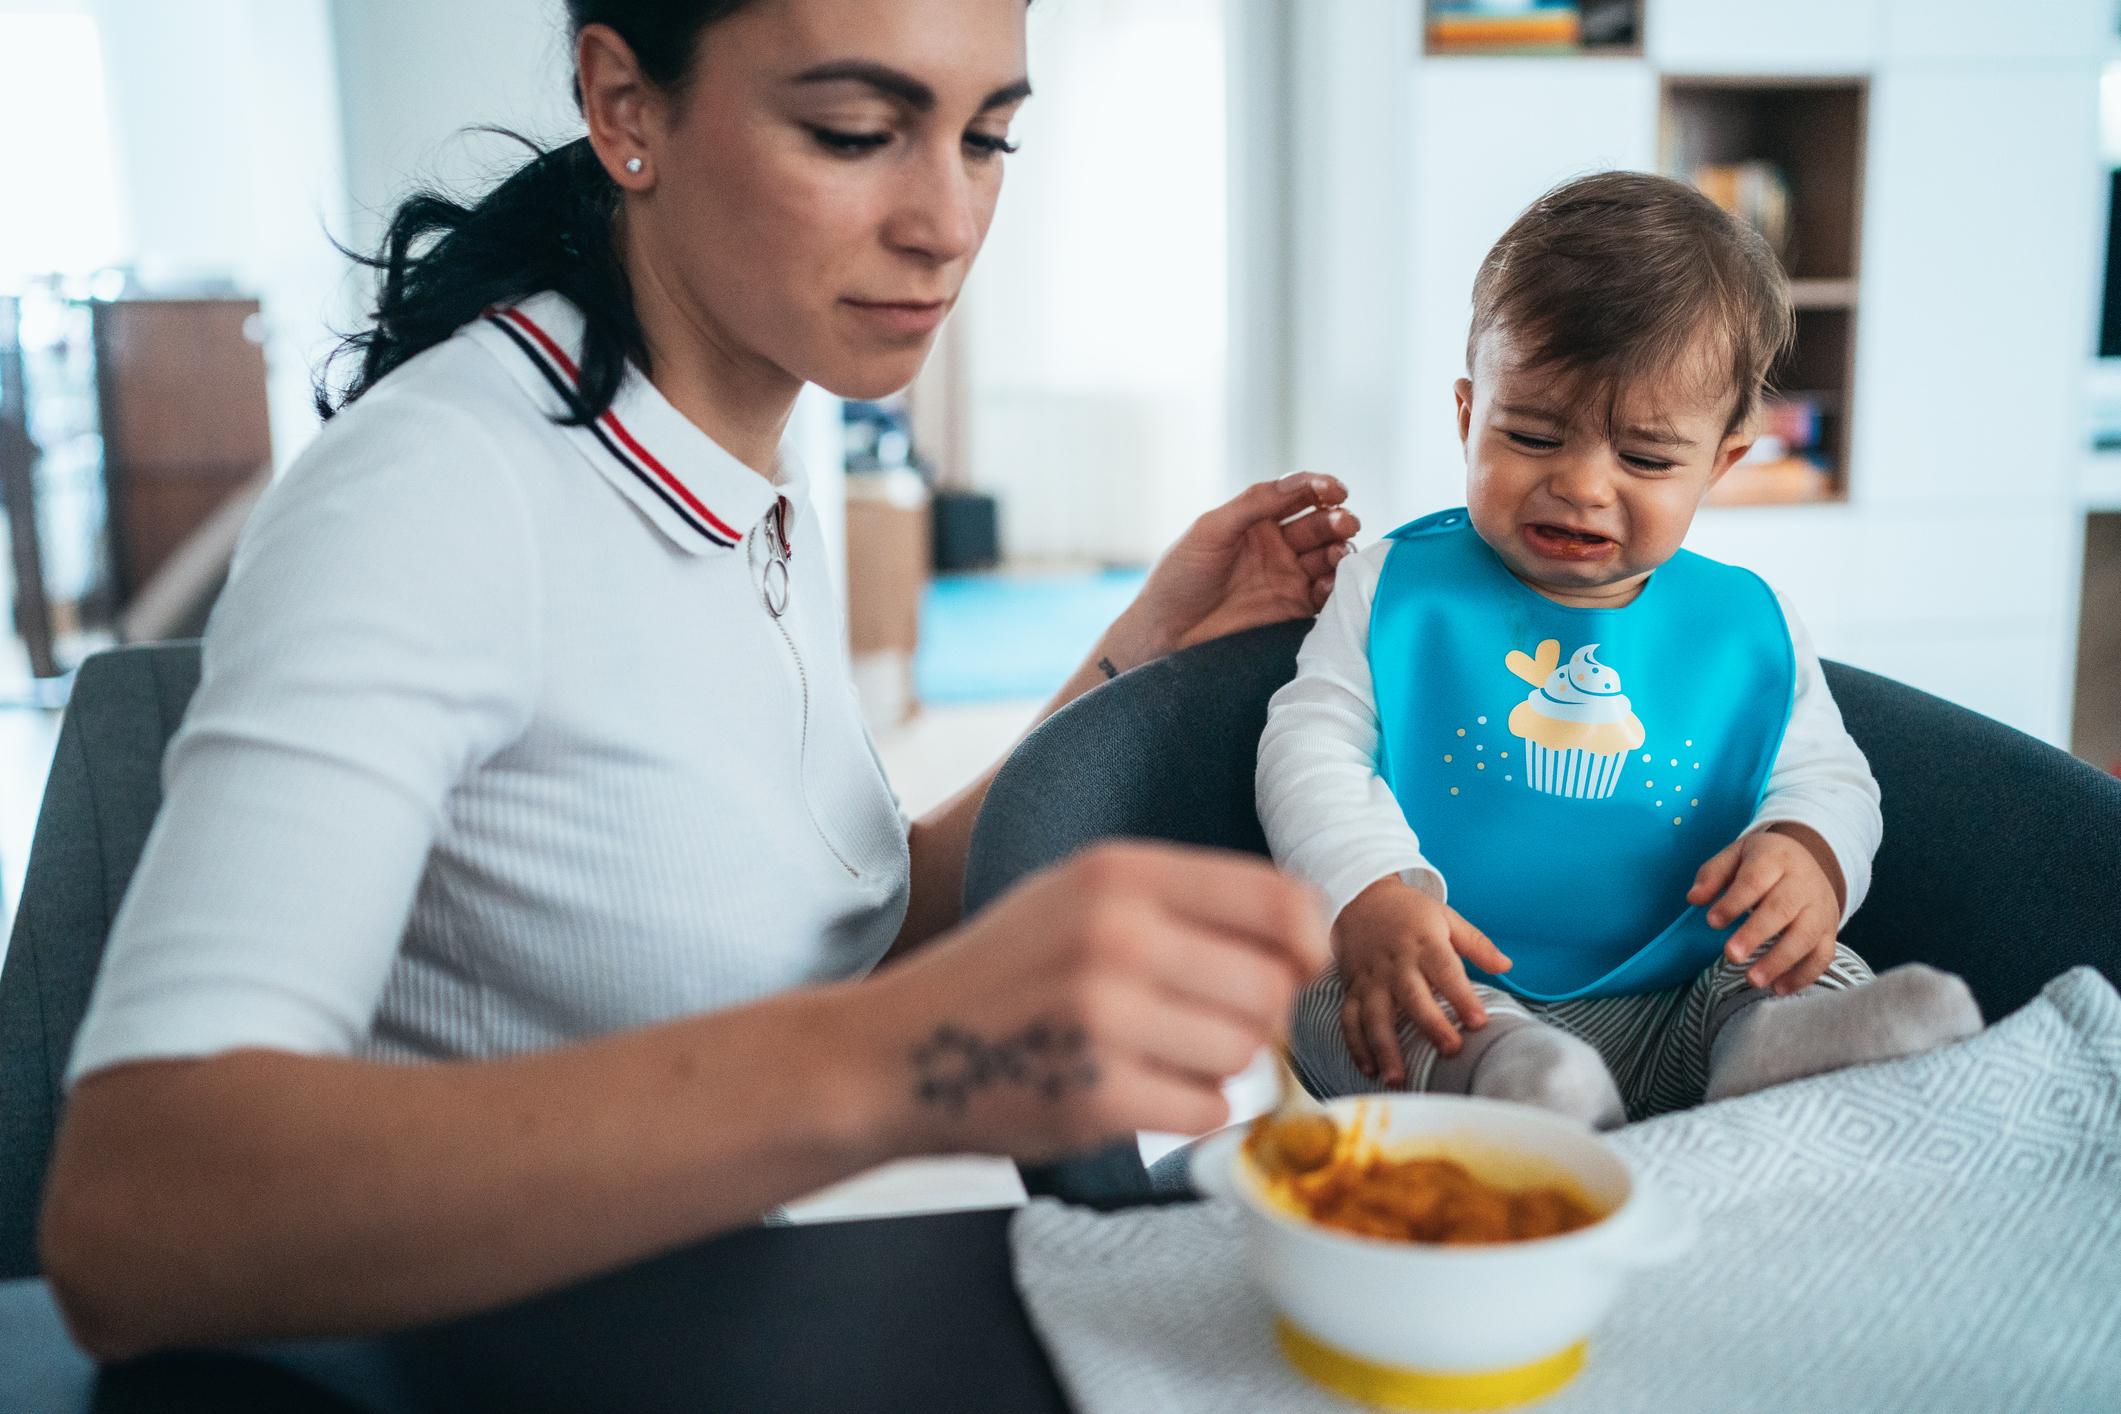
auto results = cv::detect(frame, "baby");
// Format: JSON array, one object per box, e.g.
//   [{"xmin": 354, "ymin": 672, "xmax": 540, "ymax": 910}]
[{"xmin": 1260, "ymin": 172, "xmax": 1982, "ymax": 1126}]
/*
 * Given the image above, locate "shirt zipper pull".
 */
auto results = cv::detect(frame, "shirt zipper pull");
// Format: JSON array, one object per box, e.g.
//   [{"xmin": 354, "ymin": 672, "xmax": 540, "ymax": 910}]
[{"xmin": 761, "ymin": 500, "xmax": 791, "ymax": 619}]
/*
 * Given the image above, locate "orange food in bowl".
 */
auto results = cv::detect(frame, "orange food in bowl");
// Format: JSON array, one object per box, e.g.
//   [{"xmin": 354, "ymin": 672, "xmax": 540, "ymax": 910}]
[
  {"xmin": 1282, "ymin": 1153, "xmax": 1600, "ymax": 1244},
  {"xmin": 1245, "ymin": 1105, "xmax": 1603, "ymax": 1245}
]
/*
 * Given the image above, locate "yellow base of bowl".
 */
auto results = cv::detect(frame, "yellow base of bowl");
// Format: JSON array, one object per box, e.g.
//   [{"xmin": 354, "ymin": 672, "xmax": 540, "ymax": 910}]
[{"xmin": 1275, "ymin": 1320, "xmax": 1587, "ymax": 1411}]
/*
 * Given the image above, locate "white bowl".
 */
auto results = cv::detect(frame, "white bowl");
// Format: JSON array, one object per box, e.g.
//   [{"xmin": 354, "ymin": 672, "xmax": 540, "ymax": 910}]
[{"xmin": 1192, "ymin": 1094, "xmax": 1694, "ymax": 1407}]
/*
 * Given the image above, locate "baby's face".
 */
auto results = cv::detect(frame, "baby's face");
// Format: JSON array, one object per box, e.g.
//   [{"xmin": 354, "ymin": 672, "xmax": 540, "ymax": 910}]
[{"xmin": 1456, "ymin": 331, "xmax": 1753, "ymax": 608}]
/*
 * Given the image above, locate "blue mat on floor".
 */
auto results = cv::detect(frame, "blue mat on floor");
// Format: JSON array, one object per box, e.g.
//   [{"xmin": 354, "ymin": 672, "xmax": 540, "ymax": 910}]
[{"xmin": 917, "ymin": 570, "xmax": 1148, "ymax": 704}]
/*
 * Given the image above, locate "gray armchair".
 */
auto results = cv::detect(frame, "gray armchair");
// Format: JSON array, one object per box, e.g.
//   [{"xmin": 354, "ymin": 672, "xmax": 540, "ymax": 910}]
[
  {"xmin": 6, "ymin": 626, "xmax": 2117, "ymax": 1270},
  {"xmin": 0, "ymin": 642, "xmax": 202, "ymax": 1279},
  {"xmin": 964, "ymin": 619, "xmax": 2121, "ymax": 1206}
]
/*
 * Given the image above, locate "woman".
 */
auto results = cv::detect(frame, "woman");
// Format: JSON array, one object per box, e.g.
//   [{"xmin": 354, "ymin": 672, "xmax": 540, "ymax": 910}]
[{"xmin": 39, "ymin": 0, "xmax": 1357, "ymax": 1358}]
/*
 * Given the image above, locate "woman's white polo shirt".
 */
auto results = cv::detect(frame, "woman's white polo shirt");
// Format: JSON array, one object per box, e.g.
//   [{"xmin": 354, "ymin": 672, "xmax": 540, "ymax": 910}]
[{"xmin": 68, "ymin": 292, "xmax": 911, "ymax": 1079}]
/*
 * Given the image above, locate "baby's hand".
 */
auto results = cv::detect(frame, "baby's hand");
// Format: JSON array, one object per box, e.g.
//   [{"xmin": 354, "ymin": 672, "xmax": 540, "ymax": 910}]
[
  {"xmin": 1332, "ymin": 877, "xmax": 1512, "ymax": 1084},
  {"xmin": 1688, "ymin": 826, "xmax": 1842, "ymax": 995}
]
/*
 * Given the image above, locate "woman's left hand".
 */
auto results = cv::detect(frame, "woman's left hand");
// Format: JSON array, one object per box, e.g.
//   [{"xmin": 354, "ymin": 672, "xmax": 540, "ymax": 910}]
[
  {"xmin": 1102, "ymin": 472, "xmax": 1358, "ymax": 671},
  {"xmin": 898, "ymin": 474, "xmax": 1356, "ymax": 957}
]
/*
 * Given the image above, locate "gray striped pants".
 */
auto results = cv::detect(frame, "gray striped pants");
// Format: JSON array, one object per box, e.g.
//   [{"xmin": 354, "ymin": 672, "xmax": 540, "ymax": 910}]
[{"xmin": 1289, "ymin": 944, "xmax": 1876, "ymax": 1124}]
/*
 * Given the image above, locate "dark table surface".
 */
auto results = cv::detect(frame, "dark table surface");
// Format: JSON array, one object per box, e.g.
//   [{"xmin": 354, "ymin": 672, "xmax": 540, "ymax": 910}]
[{"xmin": 0, "ymin": 1206, "xmax": 1073, "ymax": 1413}]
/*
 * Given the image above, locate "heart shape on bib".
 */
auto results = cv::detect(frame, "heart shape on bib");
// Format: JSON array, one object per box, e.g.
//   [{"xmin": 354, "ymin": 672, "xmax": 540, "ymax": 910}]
[{"xmin": 1505, "ymin": 638, "xmax": 1562, "ymax": 687}]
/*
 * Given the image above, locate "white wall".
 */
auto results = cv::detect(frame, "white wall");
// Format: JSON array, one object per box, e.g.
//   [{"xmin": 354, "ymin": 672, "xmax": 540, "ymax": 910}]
[
  {"xmin": 0, "ymin": 3, "xmax": 124, "ymax": 283},
  {"xmin": 86, "ymin": 0, "xmax": 348, "ymax": 468},
  {"xmin": 1224, "ymin": 0, "xmax": 1294, "ymax": 493},
  {"xmin": 1280, "ymin": 0, "xmax": 2108, "ymax": 742},
  {"xmin": 958, "ymin": 0, "xmax": 1229, "ymax": 565},
  {"xmin": 13, "ymin": 0, "xmax": 579, "ymax": 475},
  {"xmin": 324, "ymin": 0, "xmax": 847, "ymax": 585},
  {"xmin": 1280, "ymin": 0, "xmax": 1422, "ymax": 529},
  {"xmin": 328, "ymin": 0, "xmax": 578, "ymax": 246},
  {"xmin": 1400, "ymin": 57, "xmax": 1660, "ymax": 519}
]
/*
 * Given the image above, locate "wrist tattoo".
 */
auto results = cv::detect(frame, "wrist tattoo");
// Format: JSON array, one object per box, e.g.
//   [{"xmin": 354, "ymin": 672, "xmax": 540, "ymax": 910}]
[
  {"xmin": 1096, "ymin": 655, "xmax": 1120, "ymax": 680},
  {"xmin": 911, "ymin": 1019, "xmax": 1100, "ymax": 1114}
]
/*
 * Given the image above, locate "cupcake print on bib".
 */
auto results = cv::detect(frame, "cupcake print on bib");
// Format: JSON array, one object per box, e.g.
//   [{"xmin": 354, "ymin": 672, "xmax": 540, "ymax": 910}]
[{"xmin": 1504, "ymin": 639, "xmax": 1646, "ymax": 800}]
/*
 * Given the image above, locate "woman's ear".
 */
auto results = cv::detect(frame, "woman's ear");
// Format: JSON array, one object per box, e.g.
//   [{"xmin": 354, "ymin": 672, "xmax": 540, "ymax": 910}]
[
  {"xmin": 1454, "ymin": 378, "xmax": 1475, "ymax": 454},
  {"xmin": 578, "ymin": 22, "xmax": 662, "ymax": 189}
]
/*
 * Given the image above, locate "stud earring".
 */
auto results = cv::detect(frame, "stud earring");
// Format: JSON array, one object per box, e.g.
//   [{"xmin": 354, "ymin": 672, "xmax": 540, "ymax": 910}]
[{"xmin": 625, "ymin": 157, "xmax": 644, "ymax": 175}]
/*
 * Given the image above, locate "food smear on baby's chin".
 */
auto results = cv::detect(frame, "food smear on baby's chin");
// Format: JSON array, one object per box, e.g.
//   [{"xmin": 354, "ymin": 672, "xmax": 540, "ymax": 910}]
[
  {"xmin": 1248, "ymin": 1103, "xmax": 1605, "ymax": 1245},
  {"xmin": 1523, "ymin": 523, "xmax": 1619, "ymax": 564}
]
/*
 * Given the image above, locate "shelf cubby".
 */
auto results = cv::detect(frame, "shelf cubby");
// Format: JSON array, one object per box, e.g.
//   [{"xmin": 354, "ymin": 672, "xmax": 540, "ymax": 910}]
[
  {"xmin": 2072, "ymin": 513, "xmax": 2121, "ymax": 777},
  {"xmin": 1662, "ymin": 77, "xmax": 1868, "ymax": 506}
]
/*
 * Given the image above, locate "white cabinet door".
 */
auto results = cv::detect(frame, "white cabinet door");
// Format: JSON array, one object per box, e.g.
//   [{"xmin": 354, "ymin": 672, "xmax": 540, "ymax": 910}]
[
  {"xmin": 1401, "ymin": 59, "xmax": 1660, "ymax": 511},
  {"xmin": 1881, "ymin": 0, "xmax": 2112, "ymax": 63},
  {"xmin": 1647, "ymin": 0, "xmax": 1885, "ymax": 73},
  {"xmin": 1831, "ymin": 616, "xmax": 2075, "ymax": 742},
  {"xmin": 1647, "ymin": 0, "xmax": 2108, "ymax": 68},
  {"xmin": 1852, "ymin": 68, "xmax": 2100, "ymax": 509}
]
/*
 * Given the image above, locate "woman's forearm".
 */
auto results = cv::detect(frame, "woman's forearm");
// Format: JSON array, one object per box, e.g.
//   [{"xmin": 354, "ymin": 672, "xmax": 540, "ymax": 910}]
[
  {"xmin": 889, "ymin": 639, "xmax": 1137, "ymax": 957},
  {"xmin": 888, "ymin": 474, "xmax": 1355, "ymax": 957},
  {"xmin": 39, "ymin": 981, "xmax": 908, "ymax": 1360}
]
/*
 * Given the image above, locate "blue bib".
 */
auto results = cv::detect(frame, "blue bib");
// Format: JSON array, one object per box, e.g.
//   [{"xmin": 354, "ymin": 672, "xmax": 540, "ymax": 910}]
[{"xmin": 1368, "ymin": 509, "xmax": 1796, "ymax": 1001}]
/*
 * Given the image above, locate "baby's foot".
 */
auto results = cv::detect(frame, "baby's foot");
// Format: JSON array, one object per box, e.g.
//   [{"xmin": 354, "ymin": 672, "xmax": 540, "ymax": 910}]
[
  {"xmin": 1465, "ymin": 1023, "xmax": 1625, "ymax": 1130},
  {"xmin": 1705, "ymin": 963, "xmax": 1983, "ymax": 1103}
]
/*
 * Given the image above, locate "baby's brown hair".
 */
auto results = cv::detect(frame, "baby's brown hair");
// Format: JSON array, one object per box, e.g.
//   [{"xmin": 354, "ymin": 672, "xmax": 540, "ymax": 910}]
[{"xmin": 1468, "ymin": 171, "xmax": 1794, "ymax": 436}]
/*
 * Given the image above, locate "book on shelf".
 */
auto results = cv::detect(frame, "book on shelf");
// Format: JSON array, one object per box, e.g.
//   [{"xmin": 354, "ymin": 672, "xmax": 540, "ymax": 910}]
[
  {"xmin": 1691, "ymin": 161, "xmax": 1793, "ymax": 263},
  {"xmin": 1428, "ymin": 1, "xmax": 1582, "ymax": 54},
  {"xmin": 1756, "ymin": 392, "xmax": 1825, "ymax": 454},
  {"xmin": 1718, "ymin": 393, "xmax": 1835, "ymax": 504},
  {"xmin": 1577, "ymin": 0, "xmax": 1638, "ymax": 48},
  {"xmin": 1709, "ymin": 455, "xmax": 1833, "ymax": 506}
]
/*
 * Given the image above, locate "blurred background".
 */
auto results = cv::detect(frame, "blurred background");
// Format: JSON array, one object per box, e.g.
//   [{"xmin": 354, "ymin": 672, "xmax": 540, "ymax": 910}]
[{"xmin": 0, "ymin": 1, "xmax": 2114, "ymax": 1135}]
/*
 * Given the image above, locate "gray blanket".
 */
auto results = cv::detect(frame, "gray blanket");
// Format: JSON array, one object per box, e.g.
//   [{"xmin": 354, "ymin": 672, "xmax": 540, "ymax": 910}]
[{"xmin": 1011, "ymin": 967, "xmax": 2121, "ymax": 1412}]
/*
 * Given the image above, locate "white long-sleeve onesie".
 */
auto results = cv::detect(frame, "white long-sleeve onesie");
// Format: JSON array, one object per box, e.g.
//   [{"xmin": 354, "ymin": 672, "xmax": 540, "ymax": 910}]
[{"xmin": 1258, "ymin": 539, "xmax": 1883, "ymax": 932}]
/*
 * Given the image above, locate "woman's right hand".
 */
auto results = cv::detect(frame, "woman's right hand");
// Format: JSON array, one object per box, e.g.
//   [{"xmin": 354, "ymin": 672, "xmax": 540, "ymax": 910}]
[{"xmin": 861, "ymin": 842, "xmax": 1331, "ymax": 1164}]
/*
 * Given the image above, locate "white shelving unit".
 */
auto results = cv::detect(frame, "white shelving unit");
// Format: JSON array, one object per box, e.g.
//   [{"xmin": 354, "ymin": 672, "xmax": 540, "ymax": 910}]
[
  {"xmin": 1280, "ymin": 0, "xmax": 2110, "ymax": 746},
  {"xmin": 2084, "ymin": 452, "xmax": 2121, "ymax": 515}
]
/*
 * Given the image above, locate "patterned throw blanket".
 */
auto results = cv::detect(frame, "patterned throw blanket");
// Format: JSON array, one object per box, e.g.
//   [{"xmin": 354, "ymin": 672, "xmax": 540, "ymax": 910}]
[{"xmin": 1011, "ymin": 968, "xmax": 2121, "ymax": 1413}]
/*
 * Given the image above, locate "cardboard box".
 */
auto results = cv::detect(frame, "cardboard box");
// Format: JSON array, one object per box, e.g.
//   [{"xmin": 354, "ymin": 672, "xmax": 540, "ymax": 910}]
[{"xmin": 844, "ymin": 471, "xmax": 931, "ymax": 724}]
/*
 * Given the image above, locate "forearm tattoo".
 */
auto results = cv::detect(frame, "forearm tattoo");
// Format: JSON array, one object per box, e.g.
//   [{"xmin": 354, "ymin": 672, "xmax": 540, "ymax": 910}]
[{"xmin": 911, "ymin": 1019, "xmax": 1100, "ymax": 1113}]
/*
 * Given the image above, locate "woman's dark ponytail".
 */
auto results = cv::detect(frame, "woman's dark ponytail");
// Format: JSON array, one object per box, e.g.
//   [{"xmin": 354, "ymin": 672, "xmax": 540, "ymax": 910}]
[
  {"xmin": 317, "ymin": 134, "xmax": 636, "ymax": 425},
  {"xmin": 317, "ymin": 1, "xmax": 758, "ymax": 424}
]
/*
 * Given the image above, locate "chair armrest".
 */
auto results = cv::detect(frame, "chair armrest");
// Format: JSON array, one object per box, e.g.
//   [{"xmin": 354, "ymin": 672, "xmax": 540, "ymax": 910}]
[{"xmin": 1827, "ymin": 660, "xmax": 2121, "ymax": 1018}]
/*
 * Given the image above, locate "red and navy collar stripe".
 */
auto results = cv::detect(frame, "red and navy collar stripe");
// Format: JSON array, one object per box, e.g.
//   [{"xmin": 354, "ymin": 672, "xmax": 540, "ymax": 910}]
[{"xmin": 483, "ymin": 305, "xmax": 744, "ymax": 549}]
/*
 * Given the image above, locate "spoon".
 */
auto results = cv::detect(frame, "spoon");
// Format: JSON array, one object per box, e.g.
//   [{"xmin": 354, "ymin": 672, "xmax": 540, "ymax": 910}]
[{"xmin": 1246, "ymin": 1043, "xmax": 1339, "ymax": 1177}]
